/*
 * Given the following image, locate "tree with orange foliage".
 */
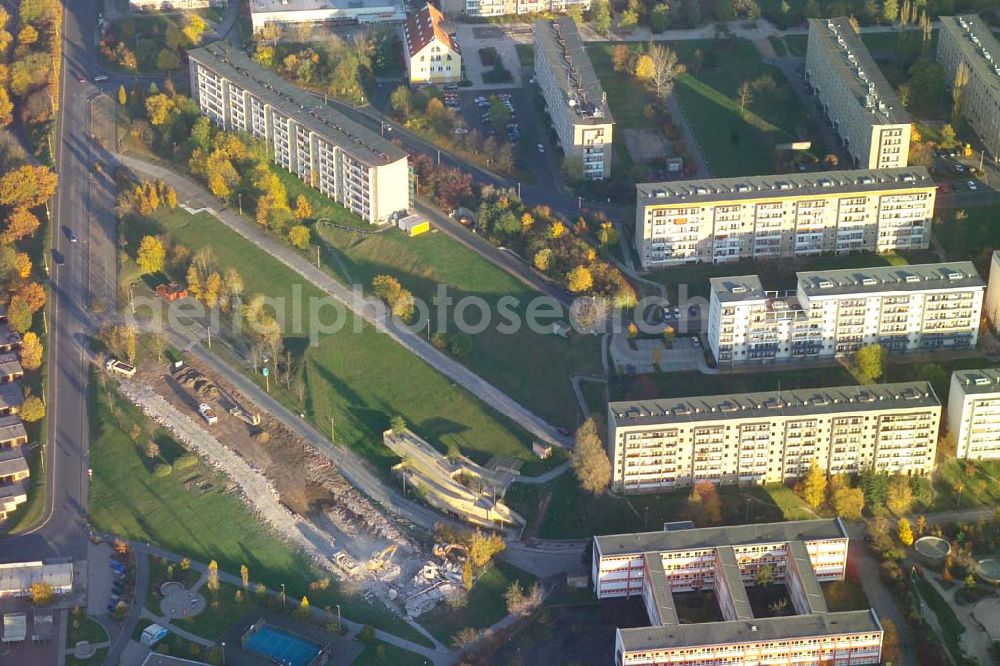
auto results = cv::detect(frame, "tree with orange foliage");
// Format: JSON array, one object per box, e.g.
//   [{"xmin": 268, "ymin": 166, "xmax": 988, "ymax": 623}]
[
  {"xmin": 13, "ymin": 281, "xmax": 44, "ymax": 312},
  {"xmin": 13, "ymin": 252, "xmax": 30, "ymax": 278},
  {"xmin": 3, "ymin": 206, "xmax": 39, "ymax": 242},
  {"xmin": 0, "ymin": 165, "xmax": 57, "ymax": 207}
]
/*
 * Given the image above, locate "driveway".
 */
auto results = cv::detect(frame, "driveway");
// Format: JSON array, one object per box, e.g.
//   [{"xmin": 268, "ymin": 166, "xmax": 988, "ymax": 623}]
[{"xmin": 454, "ymin": 23, "xmax": 523, "ymax": 90}]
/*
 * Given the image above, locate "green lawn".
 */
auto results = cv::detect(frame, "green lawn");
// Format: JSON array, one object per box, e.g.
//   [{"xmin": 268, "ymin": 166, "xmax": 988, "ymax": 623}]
[
  {"xmin": 515, "ymin": 44, "xmax": 534, "ymax": 68},
  {"xmin": 352, "ymin": 640, "xmax": 428, "ymax": 665},
  {"xmin": 136, "ymin": 206, "xmax": 536, "ymax": 472},
  {"xmin": 822, "ymin": 581, "xmax": 870, "ymax": 613},
  {"xmin": 172, "ymin": 583, "xmax": 254, "ymax": 641},
  {"xmin": 914, "ymin": 576, "xmax": 965, "ymax": 665},
  {"xmin": 87, "ymin": 370, "xmax": 430, "ymax": 647},
  {"xmin": 419, "ymin": 561, "xmax": 537, "ymax": 644},
  {"xmin": 588, "ymin": 39, "xmax": 820, "ymax": 177},
  {"xmin": 767, "ymin": 35, "xmax": 788, "ymax": 57},
  {"xmin": 671, "ymin": 40, "xmax": 820, "ymax": 176},
  {"xmin": 505, "ymin": 473, "xmax": 802, "ymax": 539},
  {"xmin": 936, "ymin": 459, "xmax": 1000, "ymax": 509},
  {"xmin": 783, "ymin": 34, "xmax": 808, "ymax": 57},
  {"xmin": 66, "ymin": 610, "xmax": 108, "ymax": 647},
  {"xmin": 314, "ymin": 220, "xmax": 601, "ymax": 428},
  {"xmin": 935, "ymin": 205, "xmax": 1000, "ymax": 273}
]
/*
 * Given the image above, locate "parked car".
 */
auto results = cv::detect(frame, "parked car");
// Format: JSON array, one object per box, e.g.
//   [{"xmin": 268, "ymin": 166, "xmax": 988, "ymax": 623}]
[
  {"xmin": 94, "ymin": 74, "xmax": 109, "ymax": 82},
  {"xmin": 454, "ymin": 127, "xmax": 469, "ymax": 134},
  {"xmin": 967, "ymin": 180, "xmax": 979, "ymax": 190},
  {"xmin": 536, "ymin": 143, "xmax": 544, "ymax": 153}
]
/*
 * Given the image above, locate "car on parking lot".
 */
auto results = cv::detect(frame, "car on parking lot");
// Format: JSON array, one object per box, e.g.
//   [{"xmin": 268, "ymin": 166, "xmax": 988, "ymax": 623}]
[
  {"xmin": 952, "ymin": 163, "xmax": 966, "ymax": 173},
  {"xmin": 692, "ymin": 337, "xmax": 702, "ymax": 349},
  {"xmin": 454, "ymin": 127, "xmax": 469, "ymax": 134},
  {"xmin": 968, "ymin": 180, "xmax": 979, "ymax": 190},
  {"xmin": 537, "ymin": 143, "xmax": 544, "ymax": 153},
  {"xmin": 77, "ymin": 73, "xmax": 86, "ymax": 83},
  {"xmin": 672, "ymin": 306, "xmax": 680, "ymax": 318},
  {"xmin": 94, "ymin": 74, "xmax": 109, "ymax": 82},
  {"xmin": 444, "ymin": 84, "xmax": 458, "ymax": 91},
  {"xmin": 688, "ymin": 305, "xmax": 699, "ymax": 316}
]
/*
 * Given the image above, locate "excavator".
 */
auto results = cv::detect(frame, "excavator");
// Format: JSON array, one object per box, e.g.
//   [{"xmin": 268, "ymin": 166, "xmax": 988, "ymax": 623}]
[
  {"xmin": 367, "ymin": 544, "xmax": 398, "ymax": 573},
  {"xmin": 432, "ymin": 543, "xmax": 469, "ymax": 562}
]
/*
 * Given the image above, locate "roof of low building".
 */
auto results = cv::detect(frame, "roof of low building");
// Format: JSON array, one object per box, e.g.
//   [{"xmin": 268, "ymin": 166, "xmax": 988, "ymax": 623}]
[
  {"xmin": 637, "ymin": 167, "xmax": 932, "ymax": 205},
  {"xmin": 715, "ymin": 546, "xmax": 754, "ymax": 621},
  {"xmin": 617, "ymin": 610, "xmax": 881, "ymax": 651},
  {"xmin": 187, "ymin": 42, "xmax": 408, "ymax": 167},
  {"xmin": 404, "ymin": 4, "xmax": 458, "ymax": 58},
  {"xmin": 596, "ymin": 519, "xmax": 848, "ymax": 557},
  {"xmin": 787, "ymin": 540, "xmax": 828, "ymax": 614},
  {"xmin": 0, "ymin": 384, "xmax": 23, "ymax": 411},
  {"xmin": 0, "ymin": 448, "xmax": 28, "ymax": 478},
  {"xmin": 250, "ymin": 0, "xmax": 401, "ymax": 14},
  {"xmin": 0, "ymin": 415, "xmax": 26, "ymax": 443},
  {"xmin": 797, "ymin": 261, "xmax": 983, "ymax": 297},
  {"xmin": 643, "ymin": 553, "xmax": 679, "ymax": 626},
  {"xmin": 0, "ymin": 352, "xmax": 22, "ymax": 379},
  {"xmin": 709, "ymin": 275, "xmax": 768, "ymax": 303},
  {"xmin": 608, "ymin": 382, "xmax": 938, "ymax": 429},
  {"xmin": 0, "ymin": 561, "xmax": 73, "ymax": 593}
]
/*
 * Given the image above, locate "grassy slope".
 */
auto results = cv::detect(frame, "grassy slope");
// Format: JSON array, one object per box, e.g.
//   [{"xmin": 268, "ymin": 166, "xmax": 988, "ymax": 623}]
[
  {"xmin": 87, "ymin": 371, "xmax": 429, "ymax": 646},
  {"xmin": 141, "ymin": 207, "xmax": 534, "ymax": 471},
  {"xmin": 419, "ymin": 560, "xmax": 537, "ymax": 643}
]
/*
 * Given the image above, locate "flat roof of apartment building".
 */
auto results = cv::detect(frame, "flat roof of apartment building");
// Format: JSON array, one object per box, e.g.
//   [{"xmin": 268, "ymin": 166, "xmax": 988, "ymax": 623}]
[
  {"xmin": 798, "ymin": 261, "xmax": 983, "ymax": 297},
  {"xmin": 951, "ymin": 367, "xmax": 1000, "ymax": 395},
  {"xmin": 637, "ymin": 167, "xmax": 931, "ymax": 205},
  {"xmin": 787, "ymin": 540, "xmax": 828, "ymax": 614},
  {"xmin": 940, "ymin": 15, "xmax": 1000, "ymax": 97},
  {"xmin": 617, "ymin": 609, "xmax": 880, "ymax": 651},
  {"xmin": 188, "ymin": 42, "xmax": 408, "ymax": 167},
  {"xmin": 643, "ymin": 553, "xmax": 679, "ymax": 625},
  {"xmin": 596, "ymin": 519, "xmax": 848, "ymax": 557},
  {"xmin": 607, "ymin": 382, "xmax": 938, "ymax": 430},
  {"xmin": 709, "ymin": 275, "xmax": 768, "ymax": 303},
  {"xmin": 808, "ymin": 17, "xmax": 909, "ymax": 125},
  {"xmin": 534, "ymin": 17, "xmax": 612, "ymax": 126}
]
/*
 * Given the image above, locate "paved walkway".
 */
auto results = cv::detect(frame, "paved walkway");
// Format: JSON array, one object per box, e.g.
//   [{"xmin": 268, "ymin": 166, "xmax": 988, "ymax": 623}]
[
  {"xmin": 123, "ymin": 540, "xmax": 455, "ymax": 665},
  {"xmin": 138, "ymin": 607, "xmax": 215, "ymax": 647},
  {"xmin": 117, "ymin": 154, "xmax": 566, "ymax": 449},
  {"xmin": 922, "ymin": 572, "xmax": 993, "ymax": 665}
]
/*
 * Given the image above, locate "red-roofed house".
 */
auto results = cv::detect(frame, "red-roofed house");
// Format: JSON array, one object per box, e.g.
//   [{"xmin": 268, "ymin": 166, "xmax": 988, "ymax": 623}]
[{"xmin": 403, "ymin": 4, "xmax": 461, "ymax": 85}]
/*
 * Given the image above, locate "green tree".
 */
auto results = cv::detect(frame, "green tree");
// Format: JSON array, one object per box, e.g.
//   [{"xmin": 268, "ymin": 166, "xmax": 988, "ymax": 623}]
[
  {"xmin": 618, "ymin": 9, "xmax": 639, "ymax": 31},
  {"xmin": 390, "ymin": 414, "xmax": 406, "ymax": 434},
  {"xmin": 572, "ymin": 416, "xmax": 611, "ymax": 494},
  {"xmin": 801, "ymin": 459, "xmax": 827, "ymax": 508},
  {"xmin": 650, "ymin": 3, "xmax": 671, "ymax": 31},
  {"xmin": 592, "ymin": 0, "xmax": 612, "ymax": 35},
  {"xmin": 854, "ymin": 343, "xmax": 885, "ymax": 381},
  {"xmin": 755, "ymin": 564, "xmax": 774, "ymax": 587},
  {"xmin": 390, "ymin": 85, "xmax": 412, "ymax": 118},
  {"xmin": 882, "ymin": 0, "xmax": 899, "ymax": 22}
]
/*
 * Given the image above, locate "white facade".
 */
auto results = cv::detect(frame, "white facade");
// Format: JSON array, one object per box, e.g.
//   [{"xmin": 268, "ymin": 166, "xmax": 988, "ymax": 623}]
[
  {"xmin": 709, "ymin": 262, "xmax": 984, "ymax": 366},
  {"xmin": 948, "ymin": 369, "xmax": 1000, "ymax": 460},
  {"xmin": 987, "ymin": 251, "xmax": 1000, "ymax": 331},
  {"xmin": 130, "ymin": 0, "xmax": 223, "ymax": 9},
  {"xmin": 608, "ymin": 382, "xmax": 940, "ymax": 493},
  {"xmin": 636, "ymin": 168, "xmax": 935, "ymax": 268},
  {"xmin": 444, "ymin": 0, "xmax": 589, "ymax": 17},
  {"xmin": 188, "ymin": 42, "xmax": 410, "ymax": 225},
  {"xmin": 403, "ymin": 4, "xmax": 461, "ymax": 85},
  {"xmin": 250, "ymin": 0, "xmax": 404, "ymax": 32},
  {"xmin": 0, "ymin": 561, "xmax": 73, "ymax": 598},
  {"xmin": 534, "ymin": 18, "xmax": 613, "ymax": 180},
  {"xmin": 806, "ymin": 18, "xmax": 911, "ymax": 169},
  {"xmin": 594, "ymin": 520, "xmax": 883, "ymax": 666}
]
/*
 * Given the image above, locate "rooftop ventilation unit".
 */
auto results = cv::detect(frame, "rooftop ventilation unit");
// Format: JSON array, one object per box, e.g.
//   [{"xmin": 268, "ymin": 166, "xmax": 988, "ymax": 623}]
[
  {"xmin": 862, "ymin": 277, "xmax": 877, "ymax": 286},
  {"xmin": 818, "ymin": 279, "xmax": 833, "ymax": 289}
]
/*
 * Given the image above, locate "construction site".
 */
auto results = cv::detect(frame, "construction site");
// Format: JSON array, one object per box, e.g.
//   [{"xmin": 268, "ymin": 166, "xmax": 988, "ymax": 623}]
[{"xmin": 114, "ymin": 354, "xmax": 485, "ymax": 621}]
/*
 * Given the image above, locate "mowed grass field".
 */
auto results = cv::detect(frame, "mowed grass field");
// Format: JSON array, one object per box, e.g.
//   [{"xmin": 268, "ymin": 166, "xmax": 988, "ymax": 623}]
[
  {"xmin": 87, "ymin": 372, "xmax": 429, "ymax": 646},
  {"xmin": 588, "ymin": 39, "xmax": 818, "ymax": 177},
  {"xmin": 280, "ymin": 169, "xmax": 602, "ymax": 428},
  {"xmin": 142, "ymin": 207, "xmax": 535, "ymax": 472}
]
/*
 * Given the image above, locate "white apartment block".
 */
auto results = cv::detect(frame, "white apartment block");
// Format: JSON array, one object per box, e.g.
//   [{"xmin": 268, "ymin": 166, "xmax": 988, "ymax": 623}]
[
  {"xmin": 948, "ymin": 368, "xmax": 1000, "ymax": 460},
  {"xmin": 636, "ymin": 167, "xmax": 934, "ymax": 268},
  {"xmin": 607, "ymin": 382, "xmax": 940, "ymax": 493},
  {"xmin": 938, "ymin": 16, "xmax": 1000, "ymax": 160},
  {"xmin": 130, "ymin": 0, "xmax": 223, "ymax": 9},
  {"xmin": 986, "ymin": 251, "xmax": 1000, "ymax": 331},
  {"xmin": 709, "ymin": 262, "xmax": 984, "ymax": 366},
  {"xmin": 534, "ymin": 18, "xmax": 613, "ymax": 180},
  {"xmin": 188, "ymin": 43, "xmax": 410, "ymax": 225},
  {"xmin": 250, "ymin": 0, "xmax": 404, "ymax": 31},
  {"xmin": 594, "ymin": 520, "xmax": 884, "ymax": 666},
  {"xmin": 443, "ymin": 0, "xmax": 589, "ymax": 18},
  {"xmin": 806, "ymin": 18, "xmax": 911, "ymax": 169}
]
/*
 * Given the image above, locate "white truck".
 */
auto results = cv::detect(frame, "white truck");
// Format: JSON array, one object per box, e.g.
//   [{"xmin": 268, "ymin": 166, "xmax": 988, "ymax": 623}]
[
  {"xmin": 198, "ymin": 403, "xmax": 218, "ymax": 425},
  {"xmin": 105, "ymin": 358, "xmax": 136, "ymax": 378}
]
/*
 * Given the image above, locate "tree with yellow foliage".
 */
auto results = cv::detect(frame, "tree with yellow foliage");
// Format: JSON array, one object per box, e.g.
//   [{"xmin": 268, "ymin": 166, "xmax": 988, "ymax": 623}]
[
  {"xmin": 293, "ymin": 194, "xmax": 312, "ymax": 220},
  {"xmin": 145, "ymin": 94, "xmax": 176, "ymax": 126},
  {"xmin": 566, "ymin": 265, "xmax": 593, "ymax": 293},
  {"xmin": 136, "ymin": 235, "xmax": 165, "ymax": 275},
  {"xmin": 13, "ymin": 252, "xmax": 31, "ymax": 278},
  {"xmin": 634, "ymin": 54, "xmax": 654, "ymax": 80},
  {"xmin": 897, "ymin": 517, "xmax": 914, "ymax": 546},
  {"xmin": 288, "ymin": 225, "xmax": 310, "ymax": 249},
  {"xmin": 3, "ymin": 207, "xmax": 39, "ymax": 242},
  {"xmin": 20, "ymin": 331, "xmax": 43, "ymax": 370},
  {"xmin": 520, "ymin": 212, "xmax": 534, "ymax": 231},
  {"xmin": 801, "ymin": 459, "xmax": 827, "ymax": 508},
  {"xmin": 20, "ymin": 395, "xmax": 44, "ymax": 422},
  {"xmin": 533, "ymin": 248, "xmax": 552, "ymax": 272},
  {"xmin": 0, "ymin": 165, "xmax": 57, "ymax": 208},
  {"xmin": 548, "ymin": 221, "xmax": 566, "ymax": 239}
]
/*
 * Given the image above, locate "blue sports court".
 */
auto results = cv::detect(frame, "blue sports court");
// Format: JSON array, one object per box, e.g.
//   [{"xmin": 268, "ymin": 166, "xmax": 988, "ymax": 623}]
[{"xmin": 243, "ymin": 625, "xmax": 322, "ymax": 666}]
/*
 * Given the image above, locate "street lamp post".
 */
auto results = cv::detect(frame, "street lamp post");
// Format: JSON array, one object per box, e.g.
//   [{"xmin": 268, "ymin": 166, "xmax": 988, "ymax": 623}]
[
  {"xmin": 221, "ymin": 641, "xmax": 226, "ymax": 666},
  {"xmin": 280, "ymin": 583, "xmax": 286, "ymax": 611},
  {"xmin": 336, "ymin": 603, "xmax": 341, "ymax": 633},
  {"xmin": 238, "ymin": 192, "xmax": 243, "ymax": 217}
]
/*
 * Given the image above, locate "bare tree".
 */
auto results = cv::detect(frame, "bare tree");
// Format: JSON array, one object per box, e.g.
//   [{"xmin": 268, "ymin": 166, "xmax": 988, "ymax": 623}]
[
  {"xmin": 737, "ymin": 81, "xmax": 753, "ymax": 118},
  {"xmin": 648, "ymin": 44, "xmax": 682, "ymax": 99}
]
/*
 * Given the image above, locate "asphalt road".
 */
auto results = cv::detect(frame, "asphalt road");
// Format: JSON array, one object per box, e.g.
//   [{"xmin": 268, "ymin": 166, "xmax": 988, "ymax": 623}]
[{"xmin": 0, "ymin": 0, "xmax": 103, "ymax": 563}]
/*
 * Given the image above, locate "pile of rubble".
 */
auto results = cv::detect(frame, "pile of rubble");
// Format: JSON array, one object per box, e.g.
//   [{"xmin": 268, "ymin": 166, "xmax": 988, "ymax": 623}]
[{"xmin": 402, "ymin": 544, "xmax": 468, "ymax": 617}]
